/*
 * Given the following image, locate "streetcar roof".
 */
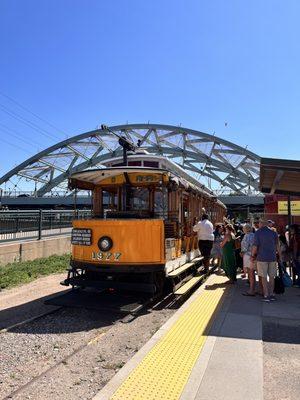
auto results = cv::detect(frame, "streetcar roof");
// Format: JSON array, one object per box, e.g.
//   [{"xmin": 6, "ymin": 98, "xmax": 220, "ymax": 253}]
[
  {"xmin": 69, "ymin": 167, "xmax": 226, "ymax": 208},
  {"xmin": 69, "ymin": 167, "xmax": 169, "ymax": 189}
]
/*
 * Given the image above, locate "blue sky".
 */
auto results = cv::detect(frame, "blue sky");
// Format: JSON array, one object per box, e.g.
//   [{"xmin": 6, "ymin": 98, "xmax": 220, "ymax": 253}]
[{"xmin": 0, "ymin": 0, "xmax": 299, "ymax": 178}]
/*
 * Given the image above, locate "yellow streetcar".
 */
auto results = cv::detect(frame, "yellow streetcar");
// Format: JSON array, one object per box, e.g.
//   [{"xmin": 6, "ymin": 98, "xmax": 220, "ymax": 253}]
[{"xmin": 63, "ymin": 145, "xmax": 226, "ymax": 295}]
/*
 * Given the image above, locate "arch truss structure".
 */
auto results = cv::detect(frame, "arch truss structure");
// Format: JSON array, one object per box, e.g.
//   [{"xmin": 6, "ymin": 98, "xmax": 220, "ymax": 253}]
[{"xmin": 0, "ymin": 124, "xmax": 261, "ymax": 196}]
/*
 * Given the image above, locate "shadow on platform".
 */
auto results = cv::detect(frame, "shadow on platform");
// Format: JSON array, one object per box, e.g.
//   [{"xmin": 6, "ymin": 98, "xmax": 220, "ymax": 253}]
[{"xmin": 203, "ymin": 274, "xmax": 300, "ymax": 345}]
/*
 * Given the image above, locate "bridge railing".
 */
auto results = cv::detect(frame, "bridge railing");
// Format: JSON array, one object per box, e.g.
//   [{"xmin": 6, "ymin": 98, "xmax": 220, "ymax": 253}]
[
  {"xmin": 1, "ymin": 189, "xmax": 265, "ymax": 199},
  {"xmin": 214, "ymin": 189, "xmax": 264, "ymax": 196},
  {"xmin": 0, "ymin": 190, "xmax": 91, "ymax": 198},
  {"xmin": 0, "ymin": 209, "xmax": 91, "ymax": 243}
]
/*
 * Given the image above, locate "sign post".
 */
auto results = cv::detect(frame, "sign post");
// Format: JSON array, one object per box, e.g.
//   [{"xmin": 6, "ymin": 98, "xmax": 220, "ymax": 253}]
[{"xmin": 287, "ymin": 196, "xmax": 292, "ymax": 226}]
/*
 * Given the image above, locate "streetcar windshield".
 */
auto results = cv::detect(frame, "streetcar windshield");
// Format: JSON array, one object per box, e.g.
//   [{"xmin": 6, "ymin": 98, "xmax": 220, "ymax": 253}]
[
  {"xmin": 130, "ymin": 187, "xmax": 149, "ymax": 211},
  {"xmin": 94, "ymin": 185, "xmax": 167, "ymax": 219}
]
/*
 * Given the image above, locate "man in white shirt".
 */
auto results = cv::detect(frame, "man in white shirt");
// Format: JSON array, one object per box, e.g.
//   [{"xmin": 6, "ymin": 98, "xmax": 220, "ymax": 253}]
[{"xmin": 193, "ymin": 213, "xmax": 214, "ymax": 272}]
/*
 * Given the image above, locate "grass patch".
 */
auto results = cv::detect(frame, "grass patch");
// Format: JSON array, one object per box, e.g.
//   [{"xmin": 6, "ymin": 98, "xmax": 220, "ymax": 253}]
[{"xmin": 0, "ymin": 254, "xmax": 70, "ymax": 290}]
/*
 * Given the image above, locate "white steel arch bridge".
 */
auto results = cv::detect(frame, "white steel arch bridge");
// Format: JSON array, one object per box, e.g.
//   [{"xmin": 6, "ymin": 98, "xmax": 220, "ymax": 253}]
[{"xmin": 0, "ymin": 124, "xmax": 261, "ymax": 196}]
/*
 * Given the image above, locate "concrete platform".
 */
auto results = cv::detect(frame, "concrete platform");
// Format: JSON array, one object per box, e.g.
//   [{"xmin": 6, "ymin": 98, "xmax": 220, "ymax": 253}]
[{"xmin": 94, "ymin": 274, "xmax": 300, "ymax": 400}]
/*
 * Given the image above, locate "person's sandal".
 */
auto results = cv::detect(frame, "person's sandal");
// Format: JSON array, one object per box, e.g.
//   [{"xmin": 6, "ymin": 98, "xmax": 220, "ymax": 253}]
[{"xmin": 242, "ymin": 292, "xmax": 255, "ymax": 296}]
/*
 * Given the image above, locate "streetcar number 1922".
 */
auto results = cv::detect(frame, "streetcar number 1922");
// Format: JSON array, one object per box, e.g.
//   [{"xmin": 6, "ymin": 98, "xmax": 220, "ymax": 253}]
[{"xmin": 91, "ymin": 251, "xmax": 121, "ymax": 261}]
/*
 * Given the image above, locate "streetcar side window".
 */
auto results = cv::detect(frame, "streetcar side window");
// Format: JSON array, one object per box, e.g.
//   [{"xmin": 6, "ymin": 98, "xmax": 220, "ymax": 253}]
[{"xmin": 154, "ymin": 188, "xmax": 168, "ymax": 219}]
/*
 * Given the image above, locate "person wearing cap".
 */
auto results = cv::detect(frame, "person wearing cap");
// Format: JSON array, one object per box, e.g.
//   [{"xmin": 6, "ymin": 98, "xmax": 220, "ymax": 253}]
[
  {"xmin": 251, "ymin": 218, "xmax": 279, "ymax": 302},
  {"xmin": 267, "ymin": 220, "xmax": 275, "ymax": 229}
]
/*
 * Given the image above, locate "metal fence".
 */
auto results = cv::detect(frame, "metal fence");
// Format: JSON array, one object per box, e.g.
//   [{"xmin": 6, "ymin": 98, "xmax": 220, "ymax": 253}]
[{"xmin": 0, "ymin": 209, "xmax": 91, "ymax": 243}]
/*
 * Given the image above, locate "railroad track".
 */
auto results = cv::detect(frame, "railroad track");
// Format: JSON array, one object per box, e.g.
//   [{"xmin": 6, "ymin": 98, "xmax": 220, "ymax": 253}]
[
  {"xmin": 0, "ymin": 267, "xmax": 215, "ymax": 334},
  {"xmin": 0, "ymin": 306, "xmax": 63, "ymax": 335},
  {"xmin": 0, "ymin": 268, "xmax": 216, "ymax": 400},
  {"xmin": 2, "ymin": 325, "xmax": 108, "ymax": 400},
  {"xmin": 1, "ymin": 294, "xmax": 173, "ymax": 400}
]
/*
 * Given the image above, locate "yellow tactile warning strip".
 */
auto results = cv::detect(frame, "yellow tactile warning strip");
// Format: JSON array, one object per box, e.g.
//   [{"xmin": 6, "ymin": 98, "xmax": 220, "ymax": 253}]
[{"xmin": 111, "ymin": 274, "xmax": 227, "ymax": 400}]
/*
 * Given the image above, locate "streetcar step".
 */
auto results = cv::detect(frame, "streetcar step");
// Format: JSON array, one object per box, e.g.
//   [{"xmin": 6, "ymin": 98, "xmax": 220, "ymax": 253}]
[
  {"xmin": 174, "ymin": 276, "xmax": 202, "ymax": 295},
  {"xmin": 168, "ymin": 263, "xmax": 194, "ymax": 277},
  {"xmin": 168, "ymin": 257, "xmax": 204, "ymax": 277}
]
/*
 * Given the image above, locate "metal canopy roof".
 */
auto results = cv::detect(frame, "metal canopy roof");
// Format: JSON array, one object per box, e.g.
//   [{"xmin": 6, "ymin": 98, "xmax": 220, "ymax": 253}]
[
  {"xmin": 260, "ymin": 157, "xmax": 300, "ymax": 195},
  {"xmin": 0, "ymin": 123, "xmax": 261, "ymax": 196}
]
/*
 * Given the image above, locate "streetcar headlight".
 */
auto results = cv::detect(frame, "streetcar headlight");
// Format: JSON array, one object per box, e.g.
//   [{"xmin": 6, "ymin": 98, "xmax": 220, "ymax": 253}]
[{"xmin": 98, "ymin": 236, "xmax": 113, "ymax": 252}]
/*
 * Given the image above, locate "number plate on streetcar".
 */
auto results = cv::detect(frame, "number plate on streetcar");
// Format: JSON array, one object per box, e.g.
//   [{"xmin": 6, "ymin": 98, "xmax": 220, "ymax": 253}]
[
  {"xmin": 71, "ymin": 229, "xmax": 92, "ymax": 246},
  {"xmin": 92, "ymin": 251, "xmax": 122, "ymax": 261}
]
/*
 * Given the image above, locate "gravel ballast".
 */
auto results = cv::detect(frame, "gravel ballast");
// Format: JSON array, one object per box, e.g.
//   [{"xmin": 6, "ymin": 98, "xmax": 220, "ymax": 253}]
[{"xmin": 0, "ymin": 301, "xmax": 175, "ymax": 400}]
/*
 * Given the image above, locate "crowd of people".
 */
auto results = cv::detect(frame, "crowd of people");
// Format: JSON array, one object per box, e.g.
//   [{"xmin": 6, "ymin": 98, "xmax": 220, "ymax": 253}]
[{"xmin": 193, "ymin": 214, "xmax": 300, "ymax": 302}]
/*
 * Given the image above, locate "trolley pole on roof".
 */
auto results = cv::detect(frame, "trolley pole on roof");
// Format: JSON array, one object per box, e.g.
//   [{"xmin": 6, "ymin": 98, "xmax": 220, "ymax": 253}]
[
  {"xmin": 101, "ymin": 124, "xmax": 136, "ymax": 212},
  {"xmin": 101, "ymin": 124, "xmax": 136, "ymax": 166}
]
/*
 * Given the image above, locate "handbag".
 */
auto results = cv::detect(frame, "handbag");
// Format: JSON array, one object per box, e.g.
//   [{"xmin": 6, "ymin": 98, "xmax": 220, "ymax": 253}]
[
  {"xmin": 234, "ymin": 237, "xmax": 241, "ymax": 250},
  {"xmin": 278, "ymin": 262, "xmax": 293, "ymax": 287},
  {"xmin": 274, "ymin": 263, "xmax": 285, "ymax": 294},
  {"xmin": 274, "ymin": 275, "xmax": 285, "ymax": 294},
  {"xmin": 282, "ymin": 271, "xmax": 293, "ymax": 287}
]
